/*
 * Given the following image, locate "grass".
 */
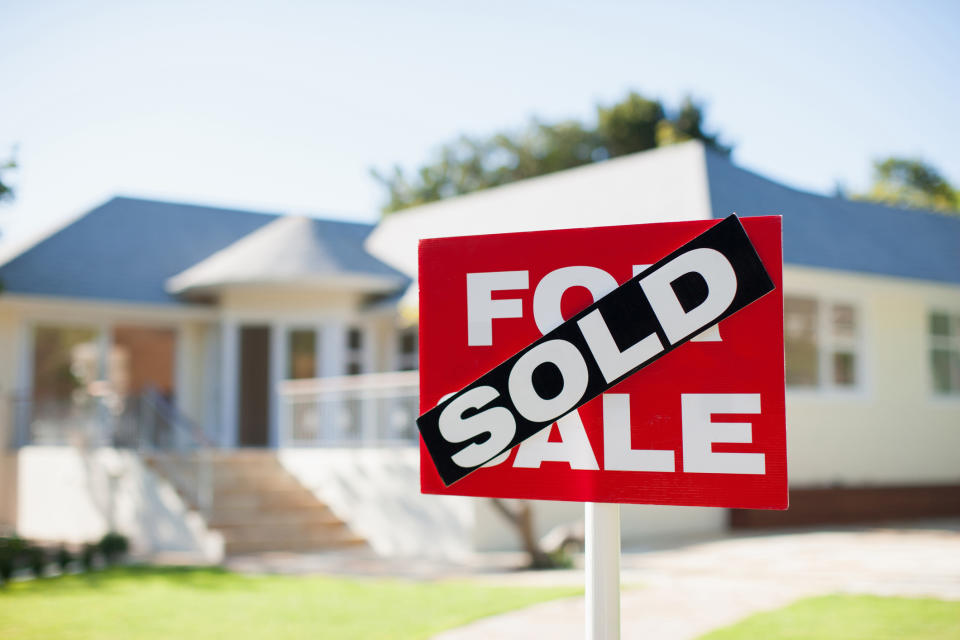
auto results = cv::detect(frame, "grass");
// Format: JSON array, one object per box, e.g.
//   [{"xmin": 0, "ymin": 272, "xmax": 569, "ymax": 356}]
[
  {"xmin": 700, "ymin": 594, "xmax": 960, "ymax": 640},
  {"xmin": 0, "ymin": 565, "xmax": 580, "ymax": 639}
]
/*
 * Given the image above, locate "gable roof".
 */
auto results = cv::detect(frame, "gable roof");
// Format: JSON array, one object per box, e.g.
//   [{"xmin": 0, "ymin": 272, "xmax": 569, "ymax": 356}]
[
  {"xmin": 0, "ymin": 197, "xmax": 279, "ymax": 305},
  {"xmin": 704, "ymin": 149, "xmax": 960, "ymax": 285},
  {"xmin": 0, "ymin": 197, "xmax": 405, "ymax": 306},
  {"xmin": 366, "ymin": 141, "xmax": 711, "ymax": 277},
  {"xmin": 366, "ymin": 141, "xmax": 960, "ymax": 288},
  {"xmin": 167, "ymin": 215, "xmax": 407, "ymax": 295}
]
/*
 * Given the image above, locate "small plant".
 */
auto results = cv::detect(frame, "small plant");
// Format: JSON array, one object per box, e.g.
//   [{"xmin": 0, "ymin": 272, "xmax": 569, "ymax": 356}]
[
  {"xmin": 81, "ymin": 543, "xmax": 98, "ymax": 572},
  {"xmin": 97, "ymin": 532, "xmax": 129, "ymax": 565},
  {"xmin": 56, "ymin": 545, "xmax": 73, "ymax": 573},
  {"xmin": 25, "ymin": 545, "xmax": 46, "ymax": 578},
  {"xmin": 0, "ymin": 536, "xmax": 26, "ymax": 584}
]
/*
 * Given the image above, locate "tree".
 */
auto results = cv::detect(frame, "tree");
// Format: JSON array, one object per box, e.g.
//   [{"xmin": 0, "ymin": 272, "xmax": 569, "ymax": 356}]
[
  {"xmin": 0, "ymin": 146, "xmax": 17, "ymax": 204},
  {"xmin": 373, "ymin": 92, "xmax": 730, "ymax": 214},
  {"xmin": 855, "ymin": 157, "xmax": 960, "ymax": 215}
]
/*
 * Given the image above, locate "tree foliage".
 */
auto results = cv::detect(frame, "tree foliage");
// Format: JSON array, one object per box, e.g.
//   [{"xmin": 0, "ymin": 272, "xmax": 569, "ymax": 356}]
[
  {"xmin": 855, "ymin": 157, "xmax": 959, "ymax": 215},
  {"xmin": 0, "ymin": 147, "xmax": 16, "ymax": 204},
  {"xmin": 373, "ymin": 93, "xmax": 730, "ymax": 214}
]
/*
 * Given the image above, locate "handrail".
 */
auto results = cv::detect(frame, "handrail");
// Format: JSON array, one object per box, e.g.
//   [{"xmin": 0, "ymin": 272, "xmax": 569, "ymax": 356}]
[
  {"xmin": 277, "ymin": 370, "xmax": 420, "ymax": 448},
  {"xmin": 140, "ymin": 388, "xmax": 213, "ymax": 448},
  {"xmin": 278, "ymin": 370, "xmax": 420, "ymax": 394}
]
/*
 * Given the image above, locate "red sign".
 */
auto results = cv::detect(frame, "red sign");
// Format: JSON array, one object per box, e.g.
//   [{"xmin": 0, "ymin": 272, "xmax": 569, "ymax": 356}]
[{"xmin": 418, "ymin": 216, "xmax": 787, "ymax": 509}]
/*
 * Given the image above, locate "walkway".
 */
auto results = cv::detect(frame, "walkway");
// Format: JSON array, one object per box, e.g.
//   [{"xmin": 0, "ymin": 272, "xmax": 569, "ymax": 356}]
[{"xmin": 434, "ymin": 521, "xmax": 960, "ymax": 640}]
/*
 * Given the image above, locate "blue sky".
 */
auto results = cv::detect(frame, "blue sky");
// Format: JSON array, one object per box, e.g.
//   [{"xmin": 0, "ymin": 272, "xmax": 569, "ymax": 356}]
[{"xmin": 1, "ymin": 0, "xmax": 958, "ymax": 252}]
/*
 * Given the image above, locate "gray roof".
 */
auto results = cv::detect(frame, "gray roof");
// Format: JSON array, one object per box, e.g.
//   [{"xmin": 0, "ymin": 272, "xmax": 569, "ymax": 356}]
[
  {"xmin": 705, "ymin": 149, "xmax": 960, "ymax": 285},
  {"xmin": 0, "ymin": 197, "xmax": 405, "ymax": 305},
  {"xmin": 167, "ymin": 215, "xmax": 408, "ymax": 295}
]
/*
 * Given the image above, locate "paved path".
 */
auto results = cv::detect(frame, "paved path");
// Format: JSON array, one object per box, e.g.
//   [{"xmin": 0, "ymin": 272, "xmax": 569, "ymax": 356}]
[{"xmin": 434, "ymin": 522, "xmax": 960, "ymax": 640}]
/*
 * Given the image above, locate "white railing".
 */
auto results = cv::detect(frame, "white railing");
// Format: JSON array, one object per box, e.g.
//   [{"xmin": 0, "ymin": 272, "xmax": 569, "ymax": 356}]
[{"xmin": 277, "ymin": 371, "xmax": 420, "ymax": 447}]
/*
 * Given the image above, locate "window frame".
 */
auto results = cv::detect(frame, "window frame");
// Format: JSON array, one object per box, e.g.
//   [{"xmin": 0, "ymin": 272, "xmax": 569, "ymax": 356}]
[
  {"xmin": 784, "ymin": 293, "xmax": 868, "ymax": 397},
  {"xmin": 928, "ymin": 308, "xmax": 960, "ymax": 399}
]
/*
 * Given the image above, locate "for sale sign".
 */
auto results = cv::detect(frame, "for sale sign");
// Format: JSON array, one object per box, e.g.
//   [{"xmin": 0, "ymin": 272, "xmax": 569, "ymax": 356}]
[{"xmin": 417, "ymin": 215, "xmax": 786, "ymax": 509}]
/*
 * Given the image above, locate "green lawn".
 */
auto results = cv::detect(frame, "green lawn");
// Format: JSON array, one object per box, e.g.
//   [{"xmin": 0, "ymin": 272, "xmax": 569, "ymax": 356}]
[
  {"xmin": 700, "ymin": 594, "xmax": 960, "ymax": 640},
  {"xmin": 0, "ymin": 566, "xmax": 580, "ymax": 639}
]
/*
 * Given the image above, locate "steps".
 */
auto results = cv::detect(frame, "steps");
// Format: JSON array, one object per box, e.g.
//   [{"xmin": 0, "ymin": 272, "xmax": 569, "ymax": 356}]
[{"xmin": 148, "ymin": 450, "xmax": 365, "ymax": 556}]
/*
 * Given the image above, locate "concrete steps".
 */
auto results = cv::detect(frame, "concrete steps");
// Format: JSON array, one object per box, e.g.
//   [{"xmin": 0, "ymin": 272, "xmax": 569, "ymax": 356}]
[{"xmin": 148, "ymin": 450, "xmax": 364, "ymax": 556}]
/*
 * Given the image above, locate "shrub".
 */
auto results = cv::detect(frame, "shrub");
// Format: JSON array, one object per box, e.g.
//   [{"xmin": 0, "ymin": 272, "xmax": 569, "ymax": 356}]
[
  {"xmin": 25, "ymin": 545, "xmax": 46, "ymax": 578},
  {"xmin": 97, "ymin": 532, "xmax": 129, "ymax": 565},
  {"xmin": 0, "ymin": 536, "xmax": 26, "ymax": 584},
  {"xmin": 56, "ymin": 545, "xmax": 73, "ymax": 573},
  {"xmin": 81, "ymin": 543, "xmax": 98, "ymax": 572}
]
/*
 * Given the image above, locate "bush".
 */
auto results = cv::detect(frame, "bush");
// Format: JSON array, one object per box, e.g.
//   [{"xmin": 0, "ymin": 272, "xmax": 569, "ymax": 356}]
[
  {"xmin": 56, "ymin": 545, "xmax": 73, "ymax": 573},
  {"xmin": 81, "ymin": 543, "xmax": 98, "ymax": 572},
  {"xmin": 0, "ymin": 536, "xmax": 26, "ymax": 584},
  {"xmin": 25, "ymin": 545, "xmax": 46, "ymax": 578},
  {"xmin": 97, "ymin": 532, "xmax": 129, "ymax": 565}
]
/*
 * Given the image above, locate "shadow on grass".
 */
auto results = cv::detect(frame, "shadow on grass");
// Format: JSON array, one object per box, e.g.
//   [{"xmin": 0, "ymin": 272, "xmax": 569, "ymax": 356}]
[{"xmin": 1, "ymin": 565, "xmax": 248, "ymax": 595}]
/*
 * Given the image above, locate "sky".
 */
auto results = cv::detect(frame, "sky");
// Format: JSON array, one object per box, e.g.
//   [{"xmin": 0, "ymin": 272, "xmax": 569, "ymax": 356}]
[{"xmin": 1, "ymin": 0, "xmax": 958, "ymax": 254}]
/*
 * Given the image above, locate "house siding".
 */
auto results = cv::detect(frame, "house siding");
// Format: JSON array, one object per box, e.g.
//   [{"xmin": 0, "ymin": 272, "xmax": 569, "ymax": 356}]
[{"xmin": 783, "ymin": 265, "xmax": 960, "ymax": 487}]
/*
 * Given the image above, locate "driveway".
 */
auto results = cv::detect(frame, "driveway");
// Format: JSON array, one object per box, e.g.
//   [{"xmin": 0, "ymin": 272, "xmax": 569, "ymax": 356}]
[{"xmin": 434, "ymin": 520, "xmax": 960, "ymax": 640}]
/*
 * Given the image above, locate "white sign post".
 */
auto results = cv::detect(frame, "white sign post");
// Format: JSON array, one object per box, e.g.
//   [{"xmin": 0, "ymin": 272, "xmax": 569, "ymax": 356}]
[{"xmin": 585, "ymin": 502, "xmax": 620, "ymax": 639}]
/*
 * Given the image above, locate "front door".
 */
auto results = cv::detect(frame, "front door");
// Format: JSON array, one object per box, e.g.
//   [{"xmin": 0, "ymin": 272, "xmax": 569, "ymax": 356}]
[{"xmin": 237, "ymin": 325, "xmax": 270, "ymax": 447}]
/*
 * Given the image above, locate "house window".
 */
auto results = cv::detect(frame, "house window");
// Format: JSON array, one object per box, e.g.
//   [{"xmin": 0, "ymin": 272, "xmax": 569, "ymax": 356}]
[
  {"xmin": 345, "ymin": 326, "xmax": 365, "ymax": 376},
  {"xmin": 930, "ymin": 311, "xmax": 960, "ymax": 395},
  {"xmin": 396, "ymin": 326, "xmax": 418, "ymax": 371},
  {"xmin": 286, "ymin": 329, "xmax": 317, "ymax": 379},
  {"xmin": 784, "ymin": 296, "xmax": 861, "ymax": 390}
]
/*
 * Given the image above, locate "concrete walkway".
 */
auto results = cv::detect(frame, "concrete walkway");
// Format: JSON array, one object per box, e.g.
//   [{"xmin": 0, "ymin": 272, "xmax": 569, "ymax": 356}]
[{"xmin": 434, "ymin": 521, "xmax": 960, "ymax": 640}]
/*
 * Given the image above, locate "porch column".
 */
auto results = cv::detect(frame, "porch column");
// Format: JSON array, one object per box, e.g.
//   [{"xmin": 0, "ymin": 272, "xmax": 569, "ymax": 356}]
[
  {"xmin": 268, "ymin": 322, "xmax": 285, "ymax": 448},
  {"xmin": 219, "ymin": 319, "xmax": 238, "ymax": 449},
  {"xmin": 320, "ymin": 321, "xmax": 346, "ymax": 442}
]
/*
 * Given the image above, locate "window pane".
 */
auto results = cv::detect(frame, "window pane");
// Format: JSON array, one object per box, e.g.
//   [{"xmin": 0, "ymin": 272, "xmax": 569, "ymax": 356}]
[
  {"xmin": 784, "ymin": 297, "xmax": 818, "ymax": 387},
  {"xmin": 32, "ymin": 326, "xmax": 100, "ymax": 404},
  {"xmin": 930, "ymin": 312, "xmax": 950, "ymax": 337},
  {"xmin": 832, "ymin": 351, "xmax": 856, "ymax": 387},
  {"xmin": 931, "ymin": 348, "xmax": 960, "ymax": 394},
  {"xmin": 831, "ymin": 304, "xmax": 856, "ymax": 339},
  {"xmin": 287, "ymin": 330, "xmax": 317, "ymax": 379},
  {"xmin": 347, "ymin": 327, "xmax": 363, "ymax": 350},
  {"xmin": 400, "ymin": 329, "xmax": 417, "ymax": 355}
]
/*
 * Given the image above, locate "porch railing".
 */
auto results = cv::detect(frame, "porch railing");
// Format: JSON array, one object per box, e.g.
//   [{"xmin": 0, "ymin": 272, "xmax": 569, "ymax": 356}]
[
  {"xmin": 4, "ymin": 389, "xmax": 213, "ymax": 517},
  {"xmin": 277, "ymin": 371, "xmax": 420, "ymax": 447},
  {"xmin": 138, "ymin": 389, "xmax": 213, "ymax": 517}
]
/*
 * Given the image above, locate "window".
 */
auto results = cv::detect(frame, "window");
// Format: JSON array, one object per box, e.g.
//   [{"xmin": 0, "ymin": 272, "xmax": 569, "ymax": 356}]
[
  {"xmin": 396, "ymin": 326, "xmax": 418, "ymax": 371},
  {"xmin": 286, "ymin": 329, "xmax": 317, "ymax": 379},
  {"xmin": 930, "ymin": 311, "xmax": 960, "ymax": 395},
  {"xmin": 784, "ymin": 296, "xmax": 861, "ymax": 390},
  {"xmin": 345, "ymin": 326, "xmax": 365, "ymax": 376}
]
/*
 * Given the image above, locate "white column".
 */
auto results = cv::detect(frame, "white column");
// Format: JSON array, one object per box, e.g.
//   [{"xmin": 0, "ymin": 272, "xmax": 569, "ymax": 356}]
[
  {"xmin": 15, "ymin": 321, "xmax": 35, "ymax": 446},
  {"xmin": 320, "ymin": 321, "xmax": 346, "ymax": 442},
  {"xmin": 219, "ymin": 319, "xmax": 238, "ymax": 449},
  {"xmin": 96, "ymin": 323, "xmax": 113, "ymax": 446},
  {"xmin": 585, "ymin": 502, "xmax": 620, "ymax": 640},
  {"xmin": 202, "ymin": 322, "xmax": 221, "ymax": 445},
  {"xmin": 268, "ymin": 322, "xmax": 285, "ymax": 448}
]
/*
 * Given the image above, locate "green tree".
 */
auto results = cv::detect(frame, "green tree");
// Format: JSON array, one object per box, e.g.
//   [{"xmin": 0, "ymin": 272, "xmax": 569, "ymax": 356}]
[
  {"xmin": 0, "ymin": 146, "xmax": 16, "ymax": 203},
  {"xmin": 373, "ymin": 92, "xmax": 729, "ymax": 214},
  {"xmin": 855, "ymin": 157, "xmax": 960, "ymax": 215}
]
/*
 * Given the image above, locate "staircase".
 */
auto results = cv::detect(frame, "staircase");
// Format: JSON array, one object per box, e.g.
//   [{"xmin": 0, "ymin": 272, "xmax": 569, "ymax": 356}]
[{"xmin": 147, "ymin": 450, "xmax": 365, "ymax": 556}]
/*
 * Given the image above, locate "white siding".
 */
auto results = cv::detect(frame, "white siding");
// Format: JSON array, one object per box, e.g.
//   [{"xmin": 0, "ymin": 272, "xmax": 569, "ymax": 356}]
[{"xmin": 784, "ymin": 265, "xmax": 960, "ymax": 486}]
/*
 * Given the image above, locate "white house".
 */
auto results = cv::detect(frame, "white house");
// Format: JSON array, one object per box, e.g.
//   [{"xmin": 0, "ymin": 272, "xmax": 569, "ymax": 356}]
[
  {"xmin": 369, "ymin": 140, "xmax": 960, "ymax": 528},
  {"xmin": 1, "ymin": 141, "xmax": 958, "ymax": 560}
]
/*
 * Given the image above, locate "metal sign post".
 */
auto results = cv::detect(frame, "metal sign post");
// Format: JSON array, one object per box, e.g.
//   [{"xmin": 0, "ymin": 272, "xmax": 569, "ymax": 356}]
[{"xmin": 585, "ymin": 502, "xmax": 620, "ymax": 640}]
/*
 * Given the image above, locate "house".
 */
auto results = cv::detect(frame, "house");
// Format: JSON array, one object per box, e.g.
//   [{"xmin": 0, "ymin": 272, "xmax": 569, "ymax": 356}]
[
  {"xmin": 1, "ymin": 141, "xmax": 958, "ymax": 561},
  {"xmin": 0, "ymin": 198, "xmax": 416, "ymax": 558},
  {"xmin": 369, "ymin": 140, "xmax": 960, "ymax": 529}
]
